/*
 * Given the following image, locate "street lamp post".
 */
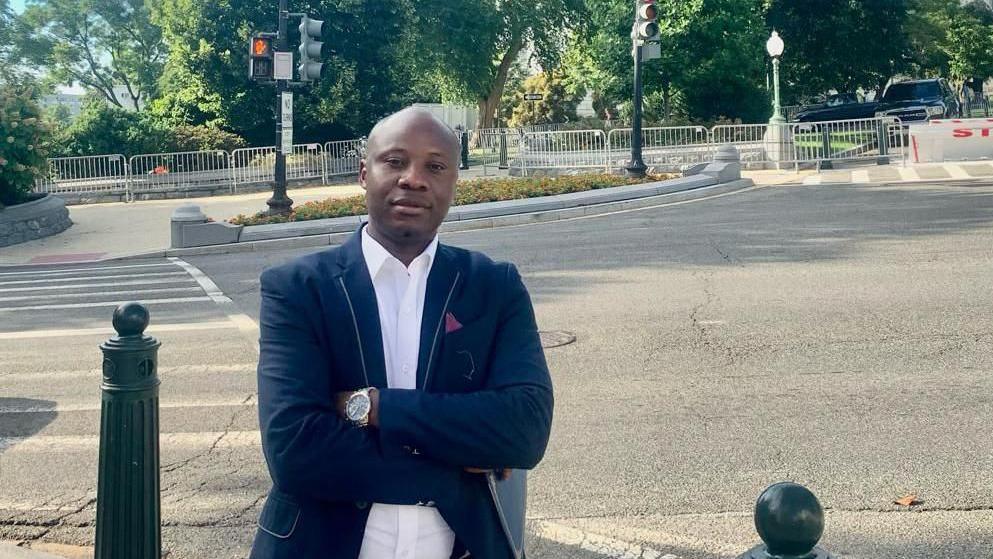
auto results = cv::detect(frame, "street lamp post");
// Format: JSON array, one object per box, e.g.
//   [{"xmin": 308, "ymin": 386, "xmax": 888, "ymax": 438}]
[{"xmin": 766, "ymin": 31, "xmax": 785, "ymax": 124}]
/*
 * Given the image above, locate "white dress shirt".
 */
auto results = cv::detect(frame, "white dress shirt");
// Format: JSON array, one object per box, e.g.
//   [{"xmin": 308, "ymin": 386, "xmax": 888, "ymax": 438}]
[{"xmin": 358, "ymin": 227, "xmax": 456, "ymax": 559}]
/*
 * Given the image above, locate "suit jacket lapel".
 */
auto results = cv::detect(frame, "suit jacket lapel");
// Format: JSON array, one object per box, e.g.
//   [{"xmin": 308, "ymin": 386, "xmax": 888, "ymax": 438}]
[
  {"xmin": 334, "ymin": 228, "xmax": 389, "ymax": 389},
  {"xmin": 417, "ymin": 244, "xmax": 462, "ymax": 391}
]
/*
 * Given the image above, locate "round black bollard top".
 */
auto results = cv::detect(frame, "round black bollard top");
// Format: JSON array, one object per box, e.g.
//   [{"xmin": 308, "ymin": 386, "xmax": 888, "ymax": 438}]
[
  {"xmin": 754, "ymin": 482, "xmax": 824, "ymax": 556},
  {"xmin": 112, "ymin": 302, "xmax": 150, "ymax": 337}
]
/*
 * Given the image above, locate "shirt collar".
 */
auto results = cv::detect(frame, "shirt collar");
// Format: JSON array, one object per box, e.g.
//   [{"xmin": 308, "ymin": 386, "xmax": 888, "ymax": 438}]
[{"xmin": 361, "ymin": 225, "xmax": 439, "ymax": 279}]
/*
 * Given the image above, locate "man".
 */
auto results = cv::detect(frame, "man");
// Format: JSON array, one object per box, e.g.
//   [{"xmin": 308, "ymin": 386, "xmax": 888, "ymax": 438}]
[{"xmin": 250, "ymin": 108, "xmax": 554, "ymax": 559}]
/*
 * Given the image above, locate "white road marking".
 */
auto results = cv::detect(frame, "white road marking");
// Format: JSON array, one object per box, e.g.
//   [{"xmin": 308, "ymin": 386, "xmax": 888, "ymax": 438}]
[
  {"xmin": 0, "ymin": 286, "xmax": 203, "ymax": 303},
  {"xmin": 945, "ymin": 164, "xmax": 971, "ymax": 179},
  {"xmin": 0, "ymin": 271, "xmax": 188, "ymax": 287},
  {"xmin": 0, "ymin": 395, "xmax": 255, "ymax": 414},
  {"xmin": 0, "ymin": 277, "xmax": 196, "ymax": 293},
  {"xmin": 227, "ymin": 313, "xmax": 261, "ymax": 354},
  {"xmin": 0, "ymin": 296, "xmax": 213, "ymax": 312},
  {"xmin": 0, "ymin": 320, "xmax": 238, "ymax": 340},
  {"xmin": 532, "ymin": 520, "xmax": 678, "ymax": 559},
  {"xmin": 0, "ymin": 363, "xmax": 256, "ymax": 382},
  {"xmin": 897, "ymin": 166, "xmax": 920, "ymax": 181},
  {"xmin": 697, "ymin": 320, "xmax": 726, "ymax": 325},
  {"xmin": 851, "ymin": 170, "xmax": 870, "ymax": 183},
  {"xmin": 0, "ymin": 430, "xmax": 262, "ymax": 452},
  {"xmin": 803, "ymin": 175, "xmax": 823, "ymax": 185},
  {"xmin": 168, "ymin": 257, "xmax": 232, "ymax": 303},
  {"xmin": 0, "ymin": 262, "xmax": 176, "ymax": 278}
]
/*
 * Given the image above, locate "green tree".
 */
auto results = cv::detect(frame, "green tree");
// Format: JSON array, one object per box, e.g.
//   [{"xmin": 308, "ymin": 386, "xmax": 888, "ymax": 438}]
[
  {"xmin": 151, "ymin": 0, "xmax": 427, "ymax": 144},
  {"xmin": 906, "ymin": 0, "xmax": 993, "ymax": 81},
  {"xmin": 411, "ymin": 0, "xmax": 582, "ymax": 130},
  {"xmin": 0, "ymin": 91, "xmax": 50, "ymax": 208},
  {"xmin": 508, "ymin": 72, "xmax": 580, "ymax": 126},
  {"xmin": 52, "ymin": 99, "xmax": 174, "ymax": 157},
  {"xmin": 766, "ymin": 0, "xmax": 911, "ymax": 101},
  {"xmin": 16, "ymin": 0, "xmax": 165, "ymax": 109}
]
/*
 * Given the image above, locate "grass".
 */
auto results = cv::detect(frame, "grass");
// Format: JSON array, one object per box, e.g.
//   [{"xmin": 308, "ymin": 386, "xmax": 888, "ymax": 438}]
[{"xmin": 229, "ymin": 173, "xmax": 674, "ymax": 226}]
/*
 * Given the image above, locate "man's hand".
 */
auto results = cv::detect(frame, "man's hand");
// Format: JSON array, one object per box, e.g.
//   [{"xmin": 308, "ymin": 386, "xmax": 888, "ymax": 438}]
[{"xmin": 464, "ymin": 467, "xmax": 512, "ymax": 480}]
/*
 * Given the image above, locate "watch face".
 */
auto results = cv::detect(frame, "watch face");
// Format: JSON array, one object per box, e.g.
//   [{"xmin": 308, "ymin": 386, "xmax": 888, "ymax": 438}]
[{"xmin": 346, "ymin": 393, "xmax": 371, "ymax": 421}]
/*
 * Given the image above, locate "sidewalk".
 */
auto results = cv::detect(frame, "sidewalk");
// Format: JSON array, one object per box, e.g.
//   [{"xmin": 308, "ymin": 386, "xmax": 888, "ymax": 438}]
[
  {"xmin": 0, "ymin": 183, "xmax": 364, "ymax": 266},
  {"xmin": 0, "ymin": 542, "xmax": 89, "ymax": 559},
  {"xmin": 802, "ymin": 161, "xmax": 993, "ymax": 185}
]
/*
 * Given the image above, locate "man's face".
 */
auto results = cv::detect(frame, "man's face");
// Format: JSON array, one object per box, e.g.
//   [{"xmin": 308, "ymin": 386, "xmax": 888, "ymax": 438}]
[{"xmin": 359, "ymin": 117, "xmax": 457, "ymax": 245}]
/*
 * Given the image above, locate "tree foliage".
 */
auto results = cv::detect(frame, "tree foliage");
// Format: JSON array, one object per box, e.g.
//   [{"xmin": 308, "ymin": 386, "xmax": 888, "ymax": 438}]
[
  {"xmin": 507, "ymin": 72, "xmax": 581, "ymax": 126},
  {"xmin": 0, "ymin": 91, "xmax": 50, "ymax": 208},
  {"xmin": 410, "ymin": 0, "xmax": 582, "ymax": 129},
  {"xmin": 17, "ymin": 0, "xmax": 165, "ymax": 109}
]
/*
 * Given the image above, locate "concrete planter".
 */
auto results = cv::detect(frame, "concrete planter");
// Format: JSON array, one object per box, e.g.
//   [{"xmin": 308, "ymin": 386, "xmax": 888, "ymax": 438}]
[{"xmin": 0, "ymin": 193, "xmax": 73, "ymax": 248}]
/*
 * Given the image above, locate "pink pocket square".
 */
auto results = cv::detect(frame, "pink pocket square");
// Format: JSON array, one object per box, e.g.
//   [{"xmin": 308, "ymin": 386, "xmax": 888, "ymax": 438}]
[{"xmin": 445, "ymin": 312, "xmax": 463, "ymax": 334}]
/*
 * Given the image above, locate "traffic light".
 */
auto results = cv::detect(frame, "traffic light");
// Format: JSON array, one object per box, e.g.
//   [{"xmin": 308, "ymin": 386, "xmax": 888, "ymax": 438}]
[
  {"xmin": 298, "ymin": 15, "xmax": 325, "ymax": 81},
  {"xmin": 636, "ymin": 0, "xmax": 660, "ymax": 41},
  {"xmin": 249, "ymin": 33, "xmax": 274, "ymax": 80}
]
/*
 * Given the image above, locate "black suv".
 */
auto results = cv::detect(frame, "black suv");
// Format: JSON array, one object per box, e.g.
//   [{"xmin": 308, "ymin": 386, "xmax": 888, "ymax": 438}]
[{"xmin": 874, "ymin": 79, "xmax": 961, "ymax": 123}]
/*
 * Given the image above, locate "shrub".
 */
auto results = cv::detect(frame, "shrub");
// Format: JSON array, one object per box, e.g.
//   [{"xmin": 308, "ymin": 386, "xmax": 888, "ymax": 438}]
[
  {"xmin": 0, "ymin": 91, "xmax": 49, "ymax": 208},
  {"xmin": 52, "ymin": 100, "xmax": 174, "ymax": 158},
  {"xmin": 229, "ymin": 173, "xmax": 673, "ymax": 226},
  {"xmin": 171, "ymin": 125, "xmax": 247, "ymax": 153}
]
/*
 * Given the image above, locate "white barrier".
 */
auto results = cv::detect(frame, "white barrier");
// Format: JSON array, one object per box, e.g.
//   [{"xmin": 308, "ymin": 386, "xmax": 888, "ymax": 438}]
[
  {"xmin": 231, "ymin": 143, "xmax": 326, "ymax": 189},
  {"xmin": 519, "ymin": 130, "xmax": 608, "ymax": 176},
  {"xmin": 792, "ymin": 117, "xmax": 904, "ymax": 168},
  {"xmin": 324, "ymin": 140, "xmax": 363, "ymax": 177},
  {"xmin": 910, "ymin": 118, "xmax": 993, "ymax": 163},
  {"xmin": 34, "ymin": 154, "xmax": 129, "ymax": 195},
  {"xmin": 606, "ymin": 126, "xmax": 711, "ymax": 171},
  {"xmin": 129, "ymin": 150, "xmax": 233, "ymax": 193}
]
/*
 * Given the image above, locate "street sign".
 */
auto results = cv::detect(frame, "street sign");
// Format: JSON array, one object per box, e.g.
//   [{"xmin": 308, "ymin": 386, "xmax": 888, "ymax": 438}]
[
  {"xmin": 523, "ymin": 93, "xmax": 543, "ymax": 101},
  {"xmin": 641, "ymin": 42, "xmax": 661, "ymax": 60},
  {"xmin": 281, "ymin": 92, "xmax": 293, "ymax": 154},
  {"xmin": 274, "ymin": 52, "xmax": 293, "ymax": 80}
]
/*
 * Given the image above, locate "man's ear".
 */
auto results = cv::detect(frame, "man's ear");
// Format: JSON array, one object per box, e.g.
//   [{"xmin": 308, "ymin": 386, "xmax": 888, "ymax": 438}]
[{"xmin": 359, "ymin": 159, "xmax": 367, "ymax": 189}]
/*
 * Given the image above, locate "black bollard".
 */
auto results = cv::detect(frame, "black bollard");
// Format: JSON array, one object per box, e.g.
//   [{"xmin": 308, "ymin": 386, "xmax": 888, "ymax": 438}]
[
  {"xmin": 737, "ymin": 482, "xmax": 834, "ymax": 559},
  {"xmin": 460, "ymin": 128, "xmax": 470, "ymax": 170},
  {"xmin": 498, "ymin": 129, "xmax": 509, "ymax": 169},
  {"xmin": 95, "ymin": 302, "xmax": 162, "ymax": 559}
]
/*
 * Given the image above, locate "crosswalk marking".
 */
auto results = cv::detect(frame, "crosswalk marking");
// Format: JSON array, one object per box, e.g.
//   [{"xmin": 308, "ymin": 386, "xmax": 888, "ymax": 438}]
[
  {"xmin": 0, "ymin": 395, "xmax": 255, "ymax": 414},
  {"xmin": 0, "ymin": 363, "xmax": 256, "ymax": 382},
  {"xmin": 0, "ymin": 286, "xmax": 203, "ymax": 303},
  {"xmin": 945, "ymin": 164, "xmax": 970, "ymax": 179},
  {"xmin": 0, "ymin": 296, "xmax": 214, "ymax": 312},
  {"xmin": 803, "ymin": 175, "xmax": 823, "ymax": 185},
  {"xmin": 0, "ymin": 277, "xmax": 196, "ymax": 293},
  {"xmin": 0, "ymin": 262, "xmax": 178, "ymax": 278},
  {"xmin": 851, "ymin": 170, "xmax": 870, "ymax": 183},
  {"xmin": 0, "ymin": 430, "xmax": 262, "ymax": 452},
  {"xmin": 897, "ymin": 166, "xmax": 920, "ymax": 181},
  {"xmin": 0, "ymin": 271, "xmax": 188, "ymax": 287},
  {"xmin": 168, "ymin": 257, "xmax": 233, "ymax": 304},
  {"xmin": 0, "ymin": 320, "xmax": 238, "ymax": 340}
]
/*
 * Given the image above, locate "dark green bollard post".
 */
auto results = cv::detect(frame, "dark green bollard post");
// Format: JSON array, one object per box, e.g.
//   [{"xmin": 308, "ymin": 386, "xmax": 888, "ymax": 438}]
[
  {"xmin": 819, "ymin": 125, "xmax": 833, "ymax": 170},
  {"xmin": 737, "ymin": 482, "xmax": 834, "ymax": 559},
  {"xmin": 459, "ymin": 128, "xmax": 470, "ymax": 170},
  {"xmin": 498, "ymin": 129, "xmax": 509, "ymax": 169},
  {"xmin": 876, "ymin": 120, "xmax": 890, "ymax": 165},
  {"xmin": 95, "ymin": 302, "xmax": 161, "ymax": 559}
]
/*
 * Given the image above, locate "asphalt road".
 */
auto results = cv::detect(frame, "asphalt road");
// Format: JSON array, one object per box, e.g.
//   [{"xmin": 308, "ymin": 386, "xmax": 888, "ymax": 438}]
[{"xmin": 3, "ymin": 179, "xmax": 993, "ymax": 558}]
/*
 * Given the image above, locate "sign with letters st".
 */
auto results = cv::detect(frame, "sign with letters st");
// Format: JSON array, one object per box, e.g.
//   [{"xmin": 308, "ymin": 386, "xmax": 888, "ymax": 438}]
[{"xmin": 523, "ymin": 93, "xmax": 543, "ymax": 101}]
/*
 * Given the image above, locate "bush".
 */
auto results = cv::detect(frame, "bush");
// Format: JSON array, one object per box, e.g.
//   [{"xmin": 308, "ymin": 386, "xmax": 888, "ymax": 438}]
[
  {"xmin": 0, "ymin": 91, "xmax": 49, "ymax": 208},
  {"xmin": 171, "ymin": 124, "xmax": 247, "ymax": 153},
  {"xmin": 52, "ymin": 100, "xmax": 174, "ymax": 158},
  {"xmin": 229, "ymin": 173, "xmax": 674, "ymax": 226}
]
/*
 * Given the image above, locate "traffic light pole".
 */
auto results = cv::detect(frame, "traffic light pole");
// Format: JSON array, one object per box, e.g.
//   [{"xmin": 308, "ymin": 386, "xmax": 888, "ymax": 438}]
[
  {"xmin": 267, "ymin": 0, "xmax": 293, "ymax": 216},
  {"xmin": 625, "ymin": 40, "xmax": 647, "ymax": 178}
]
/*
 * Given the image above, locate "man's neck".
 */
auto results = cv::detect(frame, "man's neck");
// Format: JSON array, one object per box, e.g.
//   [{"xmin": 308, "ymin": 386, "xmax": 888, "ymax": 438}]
[{"xmin": 365, "ymin": 223, "xmax": 434, "ymax": 267}]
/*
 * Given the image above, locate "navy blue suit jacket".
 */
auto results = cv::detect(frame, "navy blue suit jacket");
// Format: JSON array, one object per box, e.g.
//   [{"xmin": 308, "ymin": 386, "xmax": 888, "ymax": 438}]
[{"xmin": 250, "ymin": 227, "xmax": 554, "ymax": 559}]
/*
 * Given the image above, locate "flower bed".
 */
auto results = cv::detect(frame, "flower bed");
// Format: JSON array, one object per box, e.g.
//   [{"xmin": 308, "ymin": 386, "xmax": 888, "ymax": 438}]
[{"xmin": 229, "ymin": 173, "xmax": 673, "ymax": 226}]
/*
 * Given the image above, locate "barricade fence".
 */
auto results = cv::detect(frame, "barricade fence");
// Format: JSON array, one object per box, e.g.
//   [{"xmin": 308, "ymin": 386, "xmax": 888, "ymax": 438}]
[{"xmin": 33, "ymin": 117, "xmax": 911, "ymax": 198}]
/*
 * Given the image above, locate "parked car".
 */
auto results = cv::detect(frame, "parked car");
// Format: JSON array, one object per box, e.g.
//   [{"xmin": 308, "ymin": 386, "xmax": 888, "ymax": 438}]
[
  {"xmin": 795, "ymin": 93, "xmax": 880, "ymax": 122},
  {"xmin": 874, "ymin": 79, "xmax": 961, "ymax": 123}
]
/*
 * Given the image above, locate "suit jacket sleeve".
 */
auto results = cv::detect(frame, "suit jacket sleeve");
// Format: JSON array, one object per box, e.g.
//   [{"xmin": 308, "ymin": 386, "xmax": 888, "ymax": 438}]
[
  {"xmin": 257, "ymin": 265, "xmax": 459, "ymax": 504},
  {"xmin": 377, "ymin": 263, "xmax": 554, "ymax": 469}
]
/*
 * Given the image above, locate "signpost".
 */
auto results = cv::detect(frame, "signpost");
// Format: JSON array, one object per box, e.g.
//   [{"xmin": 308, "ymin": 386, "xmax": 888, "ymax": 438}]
[
  {"xmin": 524, "ymin": 93, "xmax": 543, "ymax": 123},
  {"xmin": 280, "ymin": 92, "xmax": 293, "ymax": 154}
]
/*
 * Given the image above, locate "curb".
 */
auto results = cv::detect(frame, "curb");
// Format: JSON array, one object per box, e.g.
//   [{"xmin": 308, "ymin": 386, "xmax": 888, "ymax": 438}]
[{"xmin": 163, "ymin": 178, "xmax": 754, "ymax": 257}]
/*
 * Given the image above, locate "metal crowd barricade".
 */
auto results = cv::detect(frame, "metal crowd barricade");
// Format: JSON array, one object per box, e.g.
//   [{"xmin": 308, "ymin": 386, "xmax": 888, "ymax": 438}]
[
  {"xmin": 791, "ymin": 116, "xmax": 904, "ymax": 169},
  {"xmin": 230, "ymin": 146, "xmax": 275, "ymax": 189},
  {"xmin": 474, "ymin": 128, "xmax": 523, "ymax": 175},
  {"xmin": 34, "ymin": 154, "xmax": 130, "ymax": 196},
  {"xmin": 324, "ymin": 139, "xmax": 363, "ymax": 177},
  {"xmin": 288, "ymin": 143, "xmax": 326, "ymax": 183},
  {"xmin": 783, "ymin": 105, "xmax": 802, "ymax": 123},
  {"xmin": 710, "ymin": 123, "xmax": 793, "ymax": 168},
  {"xmin": 518, "ymin": 129, "xmax": 608, "ymax": 176},
  {"xmin": 129, "ymin": 150, "xmax": 233, "ymax": 193},
  {"xmin": 606, "ymin": 126, "xmax": 711, "ymax": 172}
]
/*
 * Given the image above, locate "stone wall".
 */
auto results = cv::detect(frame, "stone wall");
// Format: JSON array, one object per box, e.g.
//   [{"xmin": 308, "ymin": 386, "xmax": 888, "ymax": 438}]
[{"xmin": 0, "ymin": 194, "xmax": 73, "ymax": 247}]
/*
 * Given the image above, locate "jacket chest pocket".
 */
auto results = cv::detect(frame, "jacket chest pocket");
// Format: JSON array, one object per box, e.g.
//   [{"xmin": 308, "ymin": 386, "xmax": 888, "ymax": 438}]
[{"xmin": 438, "ymin": 323, "xmax": 492, "ymax": 392}]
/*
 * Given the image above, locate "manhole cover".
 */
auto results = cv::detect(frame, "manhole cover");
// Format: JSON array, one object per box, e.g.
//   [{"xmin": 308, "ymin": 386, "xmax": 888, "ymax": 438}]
[{"xmin": 539, "ymin": 330, "xmax": 576, "ymax": 348}]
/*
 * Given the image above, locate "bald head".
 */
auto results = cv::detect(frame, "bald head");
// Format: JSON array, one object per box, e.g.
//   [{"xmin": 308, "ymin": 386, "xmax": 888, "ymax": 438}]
[{"xmin": 366, "ymin": 107, "xmax": 460, "ymax": 162}]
